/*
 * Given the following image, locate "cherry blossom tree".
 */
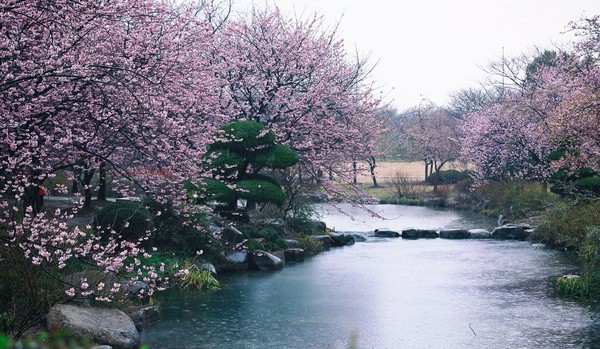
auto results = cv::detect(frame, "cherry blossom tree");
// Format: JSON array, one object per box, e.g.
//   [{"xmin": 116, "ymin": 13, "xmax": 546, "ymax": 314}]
[
  {"xmin": 461, "ymin": 17, "xmax": 600, "ymax": 188},
  {"xmin": 402, "ymin": 104, "xmax": 462, "ymax": 192},
  {"xmin": 212, "ymin": 8, "xmax": 385, "ymax": 200},
  {"xmin": 0, "ymin": 0, "xmax": 223, "ymax": 302}
]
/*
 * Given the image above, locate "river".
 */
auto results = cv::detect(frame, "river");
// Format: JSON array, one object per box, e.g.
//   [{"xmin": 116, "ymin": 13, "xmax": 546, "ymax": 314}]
[{"xmin": 141, "ymin": 204, "xmax": 600, "ymax": 348}]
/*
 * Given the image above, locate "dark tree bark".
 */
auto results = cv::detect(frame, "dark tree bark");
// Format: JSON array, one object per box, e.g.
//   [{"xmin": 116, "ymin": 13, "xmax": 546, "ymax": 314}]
[{"xmin": 97, "ymin": 161, "xmax": 107, "ymax": 201}]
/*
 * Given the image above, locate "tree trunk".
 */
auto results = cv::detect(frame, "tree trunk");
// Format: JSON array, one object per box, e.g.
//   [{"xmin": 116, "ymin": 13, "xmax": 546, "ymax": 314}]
[
  {"xmin": 368, "ymin": 156, "xmax": 379, "ymax": 187},
  {"xmin": 352, "ymin": 161, "xmax": 357, "ymax": 185},
  {"xmin": 97, "ymin": 161, "xmax": 107, "ymax": 201},
  {"xmin": 72, "ymin": 168, "xmax": 81, "ymax": 194},
  {"xmin": 82, "ymin": 168, "xmax": 95, "ymax": 208}
]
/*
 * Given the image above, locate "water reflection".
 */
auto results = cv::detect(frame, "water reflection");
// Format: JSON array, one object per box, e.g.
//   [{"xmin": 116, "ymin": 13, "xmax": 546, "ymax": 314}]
[{"xmin": 142, "ymin": 205, "xmax": 600, "ymax": 348}]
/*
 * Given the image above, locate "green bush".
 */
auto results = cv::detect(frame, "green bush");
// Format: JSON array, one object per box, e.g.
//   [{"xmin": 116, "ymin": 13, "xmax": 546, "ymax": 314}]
[
  {"xmin": 238, "ymin": 226, "xmax": 287, "ymax": 252},
  {"xmin": 252, "ymin": 144, "xmax": 299, "ymax": 169},
  {"xmin": 471, "ymin": 180, "xmax": 555, "ymax": 221},
  {"xmin": 204, "ymin": 149, "xmax": 244, "ymax": 176},
  {"xmin": 143, "ymin": 200, "xmax": 220, "ymax": 256},
  {"xmin": 0, "ymin": 245, "xmax": 63, "ymax": 338},
  {"xmin": 553, "ymin": 225, "xmax": 600, "ymax": 301},
  {"xmin": 534, "ymin": 201, "xmax": 600, "ymax": 250},
  {"xmin": 96, "ymin": 201, "xmax": 154, "ymax": 242},
  {"xmin": 212, "ymin": 120, "xmax": 276, "ymax": 153},
  {"xmin": 236, "ymin": 180, "xmax": 285, "ymax": 206},
  {"xmin": 574, "ymin": 176, "xmax": 600, "ymax": 195},
  {"xmin": 188, "ymin": 178, "xmax": 237, "ymax": 206},
  {"xmin": 425, "ymin": 170, "xmax": 469, "ymax": 184},
  {"xmin": 0, "ymin": 331, "xmax": 95, "ymax": 349},
  {"xmin": 246, "ymin": 239, "xmax": 265, "ymax": 251}
]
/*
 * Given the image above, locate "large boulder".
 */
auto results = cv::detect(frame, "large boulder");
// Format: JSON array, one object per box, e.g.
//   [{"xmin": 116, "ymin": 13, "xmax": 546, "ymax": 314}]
[
  {"xmin": 329, "ymin": 233, "xmax": 356, "ymax": 246},
  {"xmin": 221, "ymin": 226, "xmax": 245, "ymax": 245},
  {"xmin": 215, "ymin": 250, "xmax": 249, "ymax": 272},
  {"xmin": 492, "ymin": 224, "xmax": 530, "ymax": 240},
  {"xmin": 439, "ymin": 229, "xmax": 470, "ymax": 239},
  {"xmin": 307, "ymin": 220, "xmax": 328, "ymax": 234},
  {"xmin": 349, "ymin": 233, "xmax": 368, "ymax": 242},
  {"xmin": 46, "ymin": 305, "xmax": 139, "ymax": 349},
  {"xmin": 468, "ymin": 229, "xmax": 492, "ymax": 239},
  {"xmin": 125, "ymin": 306, "xmax": 160, "ymax": 331},
  {"xmin": 248, "ymin": 250, "xmax": 284, "ymax": 271},
  {"xmin": 402, "ymin": 229, "xmax": 439, "ymax": 239},
  {"xmin": 374, "ymin": 229, "xmax": 401, "ymax": 238},
  {"xmin": 309, "ymin": 235, "xmax": 333, "ymax": 250},
  {"xmin": 284, "ymin": 248, "xmax": 306, "ymax": 262},
  {"xmin": 283, "ymin": 239, "xmax": 302, "ymax": 248}
]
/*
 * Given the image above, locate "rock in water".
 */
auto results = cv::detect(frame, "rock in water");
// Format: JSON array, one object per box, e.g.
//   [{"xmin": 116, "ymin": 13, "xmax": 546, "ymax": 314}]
[
  {"xmin": 46, "ymin": 304, "xmax": 139, "ymax": 349},
  {"xmin": 492, "ymin": 224, "xmax": 529, "ymax": 240},
  {"xmin": 374, "ymin": 229, "xmax": 401, "ymax": 238},
  {"xmin": 468, "ymin": 229, "xmax": 492, "ymax": 239},
  {"xmin": 439, "ymin": 229, "xmax": 470, "ymax": 239},
  {"xmin": 248, "ymin": 250, "xmax": 284, "ymax": 270}
]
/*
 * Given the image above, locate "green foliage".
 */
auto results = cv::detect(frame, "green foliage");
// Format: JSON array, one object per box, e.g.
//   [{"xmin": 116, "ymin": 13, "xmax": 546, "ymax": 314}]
[
  {"xmin": 197, "ymin": 121, "xmax": 299, "ymax": 217},
  {"xmin": 553, "ymin": 225, "xmax": 600, "ymax": 301},
  {"xmin": 177, "ymin": 262, "xmax": 221, "ymax": 290},
  {"xmin": 574, "ymin": 176, "xmax": 600, "ymax": 195},
  {"xmin": 204, "ymin": 149, "xmax": 244, "ymax": 175},
  {"xmin": 425, "ymin": 170, "xmax": 469, "ymax": 184},
  {"xmin": 296, "ymin": 236, "xmax": 324, "ymax": 254},
  {"xmin": 189, "ymin": 178, "xmax": 237, "ymax": 206},
  {"xmin": 213, "ymin": 120, "xmax": 276, "ymax": 153},
  {"xmin": 534, "ymin": 201, "xmax": 600, "ymax": 250},
  {"xmin": 236, "ymin": 180, "xmax": 285, "ymax": 206},
  {"xmin": 0, "ymin": 245, "xmax": 63, "ymax": 338},
  {"xmin": 252, "ymin": 144, "xmax": 299, "ymax": 169},
  {"xmin": 96, "ymin": 201, "xmax": 154, "ymax": 242},
  {"xmin": 0, "ymin": 330, "xmax": 93, "ymax": 349},
  {"xmin": 246, "ymin": 239, "xmax": 265, "ymax": 251},
  {"xmin": 237, "ymin": 225, "xmax": 287, "ymax": 252},
  {"xmin": 554, "ymin": 275, "xmax": 589, "ymax": 299},
  {"xmin": 472, "ymin": 180, "xmax": 555, "ymax": 221},
  {"xmin": 143, "ymin": 200, "xmax": 220, "ymax": 256}
]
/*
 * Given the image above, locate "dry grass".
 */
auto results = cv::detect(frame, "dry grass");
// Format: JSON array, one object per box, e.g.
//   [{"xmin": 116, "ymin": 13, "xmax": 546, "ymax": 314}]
[{"xmin": 354, "ymin": 161, "xmax": 468, "ymax": 185}]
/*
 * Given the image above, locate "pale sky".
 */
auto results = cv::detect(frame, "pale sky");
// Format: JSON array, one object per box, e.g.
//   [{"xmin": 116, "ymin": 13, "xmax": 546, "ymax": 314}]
[{"xmin": 232, "ymin": 0, "xmax": 600, "ymax": 110}]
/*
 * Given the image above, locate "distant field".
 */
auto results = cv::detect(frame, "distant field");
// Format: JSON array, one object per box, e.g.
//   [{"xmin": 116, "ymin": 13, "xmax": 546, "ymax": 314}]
[{"xmin": 355, "ymin": 161, "xmax": 468, "ymax": 184}]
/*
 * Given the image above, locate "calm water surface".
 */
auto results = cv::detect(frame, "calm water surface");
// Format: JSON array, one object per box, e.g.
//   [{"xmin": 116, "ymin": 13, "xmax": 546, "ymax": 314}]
[{"xmin": 142, "ymin": 204, "xmax": 600, "ymax": 348}]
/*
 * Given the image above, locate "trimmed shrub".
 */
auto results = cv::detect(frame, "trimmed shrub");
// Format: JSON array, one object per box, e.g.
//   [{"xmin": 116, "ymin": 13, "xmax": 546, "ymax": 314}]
[
  {"xmin": 252, "ymin": 144, "xmax": 299, "ymax": 169},
  {"xmin": 198, "ymin": 178, "xmax": 237, "ymax": 206},
  {"xmin": 96, "ymin": 201, "xmax": 154, "ymax": 242},
  {"xmin": 204, "ymin": 149, "xmax": 244, "ymax": 175},
  {"xmin": 212, "ymin": 120, "xmax": 275, "ymax": 153},
  {"xmin": 425, "ymin": 170, "xmax": 469, "ymax": 184},
  {"xmin": 143, "ymin": 200, "xmax": 219, "ymax": 256},
  {"xmin": 236, "ymin": 180, "xmax": 285, "ymax": 206},
  {"xmin": 574, "ymin": 176, "xmax": 600, "ymax": 195}
]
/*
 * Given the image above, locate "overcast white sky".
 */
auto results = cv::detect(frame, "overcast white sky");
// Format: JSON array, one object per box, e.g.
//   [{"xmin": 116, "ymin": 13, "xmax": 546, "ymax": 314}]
[{"xmin": 231, "ymin": 0, "xmax": 600, "ymax": 110}]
